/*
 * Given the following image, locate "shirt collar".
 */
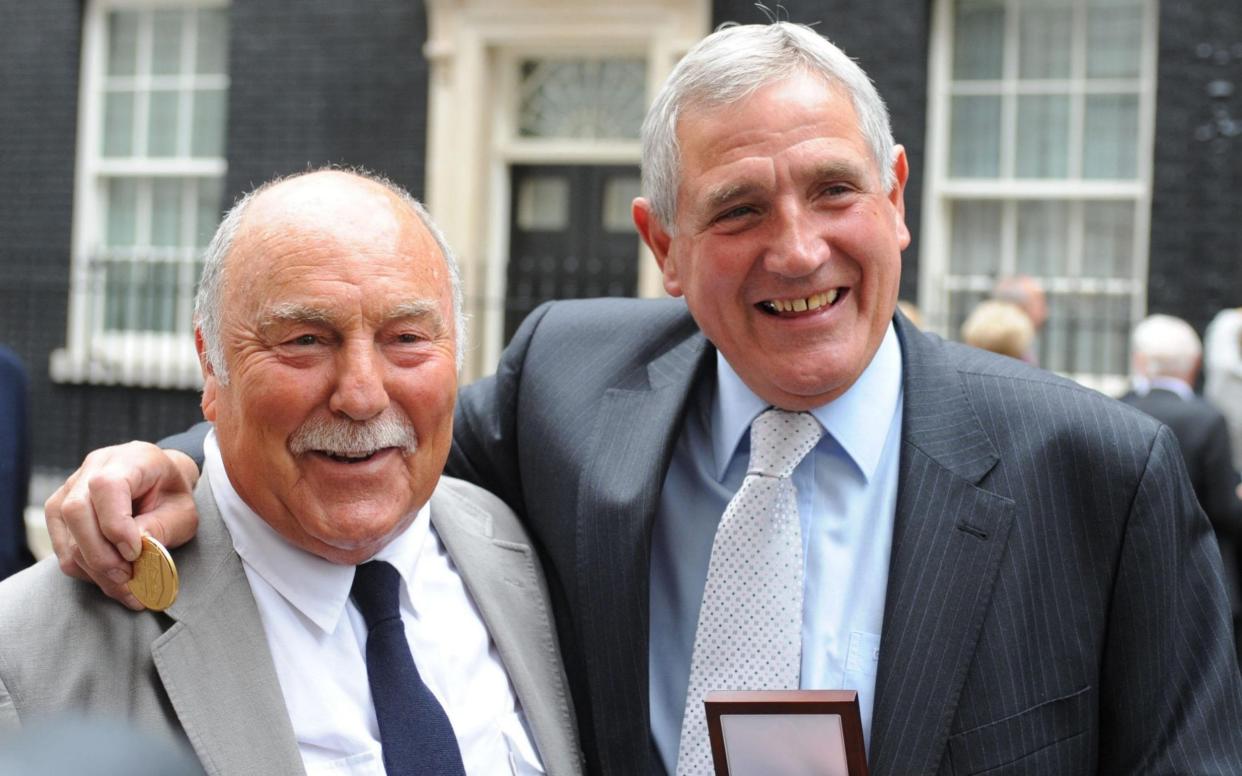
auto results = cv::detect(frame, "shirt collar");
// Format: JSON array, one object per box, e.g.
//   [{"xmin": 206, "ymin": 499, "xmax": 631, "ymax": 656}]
[
  {"xmin": 1146, "ymin": 375, "xmax": 1195, "ymax": 400},
  {"xmin": 711, "ymin": 322, "xmax": 903, "ymax": 482},
  {"xmin": 204, "ymin": 430, "xmax": 429, "ymax": 634}
]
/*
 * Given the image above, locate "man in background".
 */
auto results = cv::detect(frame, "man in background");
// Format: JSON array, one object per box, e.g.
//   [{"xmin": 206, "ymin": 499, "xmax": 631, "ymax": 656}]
[{"xmin": 1122, "ymin": 313, "xmax": 1242, "ymax": 660}]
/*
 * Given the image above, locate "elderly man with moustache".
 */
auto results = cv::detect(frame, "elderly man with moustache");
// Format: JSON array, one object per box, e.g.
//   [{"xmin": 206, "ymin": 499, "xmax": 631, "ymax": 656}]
[
  {"xmin": 0, "ymin": 170, "xmax": 581, "ymax": 776},
  {"xmin": 42, "ymin": 22, "xmax": 1242, "ymax": 776}
]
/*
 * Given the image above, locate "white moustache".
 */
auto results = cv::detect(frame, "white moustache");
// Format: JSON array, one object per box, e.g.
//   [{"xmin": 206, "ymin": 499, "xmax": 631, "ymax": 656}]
[{"xmin": 288, "ymin": 409, "xmax": 419, "ymax": 457}]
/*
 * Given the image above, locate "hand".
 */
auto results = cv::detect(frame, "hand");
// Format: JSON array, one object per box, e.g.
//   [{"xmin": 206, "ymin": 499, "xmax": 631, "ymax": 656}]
[{"xmin": 44, "ymin": 442, "xmax": 201, "ymax": 610}]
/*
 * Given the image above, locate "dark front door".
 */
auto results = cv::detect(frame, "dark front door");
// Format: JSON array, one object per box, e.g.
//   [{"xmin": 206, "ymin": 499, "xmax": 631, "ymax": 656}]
[{"xmin": 505, "ymin": 164, "xmax": 641, "ymax": 342}]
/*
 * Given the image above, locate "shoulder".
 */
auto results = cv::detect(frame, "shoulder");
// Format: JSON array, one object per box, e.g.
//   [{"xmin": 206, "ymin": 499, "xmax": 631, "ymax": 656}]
[
  {"xmin": 906, "ymin": 327, "xmax": 1165, "ymax": 460},
  {"xmin": 431, "ymin": 475, "xmax": 531, "ymax": 545},
  {"xmin": 0, "ymin": 558, "xmax": 152, "ymax": 682}
]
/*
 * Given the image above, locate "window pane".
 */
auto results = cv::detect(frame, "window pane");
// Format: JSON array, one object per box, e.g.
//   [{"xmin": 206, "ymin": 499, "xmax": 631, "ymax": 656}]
[
  {"xmin": 107, "ymin": 11, "xmax": 139, "ymax": 77},
  {"xmin": 106, "ymin": 178, "xmax": 139, "ymax": 248},
  {"xmin": 518, "ymin": 59, "xmax": 646, "ymax": 140},
  {"xmin": 949, "ymin": 200, "xmax": 1003, "ymax": 275},
  {"xmin": 190, "ymin": 88, "xmax": 227, "ymax": 157},
  {"xmin": 1015, "ymin": 95, "xmax": 1069, "ymax": 178},
  {"xmin": 1018, "ymin": 2, "xmax": 1073, "ymax": 79},
  {"xmin": 1082, "ymin": 201, "xmax": 1134, "ymax": 278},
  {"xmin": 950, "ymin": 96, "xmax": 1001, "ymax": 177},
  {"xmin": 953, "ymin": 0, "xmax": 1005, "ymax": 80},
  {"xmin": 195, "ymin": 8, "xmax": 229, "ymax": 75},
  {"xmin": 517, "ymin": 177, "xmax": 570, "ymax": 230},
  {"xmin": 148, "ymin": 89, "xmax": 181, "ymax": 157},
  {"xmin": 1083, "ymin": 95, "xmax": 1139, "ymax": 179},
  {"xmin": 1048, "ymin": 292, "xmax": 1130, "ymax": 375},
  {"xmin": 102, "ymin": 90, "xmax": 135, "ymax": 157},
  {"xmin": 151, "ymin": 180, "xmax": 184, "ymax": 247},
  {"xmin": 602, "ymin": 176, "xmax": 640, "ymax": 233},
  {"xmin": 196, "ymin": 178, "xmax": 224, "ymax": 248},
  {"xmin": 1016, "ymin": 200, "xmax": 1069, "ymax": 276},
  {"xmin": 104, "ymin": 260, "xmax": 178, "ymax": 332},
  {"xmin": 1087, "ymin": 0, "xmax": 1143, "ymax": 78},
  {"xmin": 152, "ymin": 10, "xmax": 186, "ymax": 76}
]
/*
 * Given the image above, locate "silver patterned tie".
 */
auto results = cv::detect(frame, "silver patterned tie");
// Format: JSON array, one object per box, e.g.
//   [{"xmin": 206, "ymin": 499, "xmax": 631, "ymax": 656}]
[{"xmin": 675, "ymin": 408, "xmax": 824, "ymax": 776}]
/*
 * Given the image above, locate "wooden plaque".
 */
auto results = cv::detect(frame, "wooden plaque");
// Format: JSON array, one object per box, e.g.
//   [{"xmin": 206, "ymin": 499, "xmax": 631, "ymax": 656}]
[{"xmin": 704, "ymin": 690, "xmax": 869, "ymax": 776}]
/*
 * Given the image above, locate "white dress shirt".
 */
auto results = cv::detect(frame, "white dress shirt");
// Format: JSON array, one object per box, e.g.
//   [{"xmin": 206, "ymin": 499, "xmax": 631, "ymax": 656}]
[
  {"xmin": 204, "ymin": 432, "xmax": 544, "ymax": 776},
  {"xmin": 650, "ymin": 323, "xmax": 904, "ymax": 772}
]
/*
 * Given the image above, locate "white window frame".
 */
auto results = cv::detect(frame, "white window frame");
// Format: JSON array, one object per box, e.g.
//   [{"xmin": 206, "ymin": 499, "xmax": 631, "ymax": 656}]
[
  {"xmin": 423, "ymin": 0, "xmax": 709, "ymax": 381},
  {"xmin": 920, "ymin": 0, "xmax": 1159, "ymax": 396},
  {"xmin": 52, "ymin": 0, "xmax": 229, "ymax": 389}
]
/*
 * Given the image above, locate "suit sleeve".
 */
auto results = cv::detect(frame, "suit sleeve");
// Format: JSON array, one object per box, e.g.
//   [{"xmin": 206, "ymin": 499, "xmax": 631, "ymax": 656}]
[
  {"xmin": 158, "ymin": 421, "xmax": 212, "ymax": 470},
  {"xmin": 1100, "ymin": 425, "xmax": 1242, "ymax": 773},
  {"xmin": 447, "ymin": 302, "xmax": 556, "ymax": 517}
]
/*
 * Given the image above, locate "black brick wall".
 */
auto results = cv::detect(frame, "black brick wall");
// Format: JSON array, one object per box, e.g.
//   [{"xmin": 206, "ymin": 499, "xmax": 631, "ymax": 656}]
[
  {"xmin": 0, "ymin": 0, "xmax": 431, "ymax": 473},
  {"xmin": 711, "ymin": 0, "xmax": 932, "ymax": 301},
  {"xmin": 224, "ymin": 0, "xmax": 430, "ymax": 202},
  {"xmin": 1149, "ymin": 2, "xmax": 1242, "ymax": 333},
  {"xmin": 0, "ymin": 2, "xmax": 203, "ymax": 473}
]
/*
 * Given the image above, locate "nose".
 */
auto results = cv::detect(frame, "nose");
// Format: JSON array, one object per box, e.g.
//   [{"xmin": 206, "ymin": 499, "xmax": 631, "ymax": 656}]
[
  {"xmin": 329, "ymin": 340, "xmax": 390, "ymax": 421},
  {"xmin": 763, "ymin": 201, "xmax": 829, "ymax": 278}
]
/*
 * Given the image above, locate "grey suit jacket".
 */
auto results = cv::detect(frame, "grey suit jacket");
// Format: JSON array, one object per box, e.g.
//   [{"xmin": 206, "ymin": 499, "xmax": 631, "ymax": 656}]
[
  {"xmin": 0, "ymin": 472, "xmax": 582, "ymax": 776},
  {"xmin": 449, "ymin": 297, "xmax": 1242, "ymax": 776}
]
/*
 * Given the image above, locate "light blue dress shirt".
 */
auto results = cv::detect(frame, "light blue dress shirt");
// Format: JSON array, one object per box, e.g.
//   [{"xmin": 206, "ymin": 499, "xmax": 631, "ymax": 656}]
[{"xmin": 649, "ymin": 323, "xmax": 904, "ymax": 773}]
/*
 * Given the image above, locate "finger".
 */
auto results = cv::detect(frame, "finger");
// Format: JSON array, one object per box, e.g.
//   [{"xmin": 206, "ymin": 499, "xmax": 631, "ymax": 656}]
[
  {"xmin": 135, "ymin": 491, "xmax": 200, "ymax": 552},
  {"xmin": 88, "ymin": 463, "xmax": 146, "ymax": 563},
  {"xmin": 44, "ymin": 481, "xmax": 78, "ymax": 573},
  {"xmin": 71, "ymin": 547, "xmax": 143, "ymax": 611},
  {"xmin": 59, "ymin": 474, "xmax": 133, "ymax": 583}
]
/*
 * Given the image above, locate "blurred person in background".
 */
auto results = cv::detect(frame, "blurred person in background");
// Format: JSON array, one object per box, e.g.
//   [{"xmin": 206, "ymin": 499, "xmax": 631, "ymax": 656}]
[
  {"xmin": 1122, "ymin": 314, "xmax": 1242, "ymax": 660},
  {"xmin": 991, "ymin": 275, "xmax": 1046, "ymax": 365},
  {"xmin": 0, "ymin": 344, "xmax": 32, "ymax": 581},
  {"xmin": 1205, "ymin": 307, "xmax": 1242, "ymax": 475},
  {"xmin": 960, "ymin": 299, "xmax": 1036, "ymax": 361}
]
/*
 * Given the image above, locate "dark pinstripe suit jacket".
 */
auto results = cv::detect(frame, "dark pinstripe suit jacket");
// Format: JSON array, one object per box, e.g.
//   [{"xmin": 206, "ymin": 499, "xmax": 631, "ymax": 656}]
[{"xmin": 449, "ymin": 297, "xmax": 1242, "ymax": 776}]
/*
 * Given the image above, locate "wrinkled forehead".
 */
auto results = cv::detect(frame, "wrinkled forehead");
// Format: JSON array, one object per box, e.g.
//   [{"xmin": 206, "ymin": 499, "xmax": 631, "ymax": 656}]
[{"xmin": 224, "ymin": 184, "xmax": 450, "ymax": 316}]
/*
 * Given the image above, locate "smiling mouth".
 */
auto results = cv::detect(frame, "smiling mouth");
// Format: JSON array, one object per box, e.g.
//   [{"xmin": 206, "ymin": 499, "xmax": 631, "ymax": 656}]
[
  {"xmin": 312, "ymin": 448, "xmax": 392, "ymax": 464},
  {"xmin": 757, "ymin": 288, "xmax": 844, "ymax": 316}
]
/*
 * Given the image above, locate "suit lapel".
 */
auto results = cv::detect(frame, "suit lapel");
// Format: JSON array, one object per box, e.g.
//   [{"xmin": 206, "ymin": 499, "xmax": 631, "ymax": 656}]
[
  {"xmin": 575, "ymin": 328, "xmax": 711, "ymax": 772},
  {"xmin": 152, "ymin": 475, "xmax": 304, "ymax": 776},
  {"xmin": 869, "ymin": 317, "xmax": 1016, "ymax": 776},
  {"xmin": 430, "ymin": 483, "xmax": 582, "ymax": 775}
]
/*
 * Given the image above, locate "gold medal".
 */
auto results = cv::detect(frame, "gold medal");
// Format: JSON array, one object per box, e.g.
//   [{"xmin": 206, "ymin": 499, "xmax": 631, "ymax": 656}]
[{"xmin": 126, "ymin": 534, "xmax": 179, "ymax": 611}]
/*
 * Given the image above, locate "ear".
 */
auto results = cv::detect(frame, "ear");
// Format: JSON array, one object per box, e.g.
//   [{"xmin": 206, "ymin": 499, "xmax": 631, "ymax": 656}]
[
  {"xmin": 195, "ymin": 327, "xmax": 219, "ymax": 422},
  {"xmin": 888, "ymin": 145, "xmax": 912, "ymax": 251},
  {"xmin": 633, "ymin": 197, "xmax": 684, "ymax": 297}
]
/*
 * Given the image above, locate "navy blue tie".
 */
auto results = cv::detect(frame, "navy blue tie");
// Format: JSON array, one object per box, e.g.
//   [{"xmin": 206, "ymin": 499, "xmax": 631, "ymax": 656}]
[{"xmin": 351, "ymin": 560, "xmax": 467, "ymax": 776}]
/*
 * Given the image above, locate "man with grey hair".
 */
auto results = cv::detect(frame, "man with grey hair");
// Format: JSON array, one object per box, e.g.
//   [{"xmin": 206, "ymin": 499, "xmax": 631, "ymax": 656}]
[
  {"xmin": 43, "ymin": 23, "xmax": 1242, "ymax": 775},
  {"xmin": 1, "ymin": 169, "xmax": 582, "ymax": 775},
  {"xmin": 1122, "ymin": 314, "xmax": 1242, "ymax": 661}
]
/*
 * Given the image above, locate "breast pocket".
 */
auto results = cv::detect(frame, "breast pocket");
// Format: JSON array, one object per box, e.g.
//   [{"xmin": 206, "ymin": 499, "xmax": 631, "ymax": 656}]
[{"xmin": 946, "ymin": 685, "xmax": 1092, "ymax": 775}]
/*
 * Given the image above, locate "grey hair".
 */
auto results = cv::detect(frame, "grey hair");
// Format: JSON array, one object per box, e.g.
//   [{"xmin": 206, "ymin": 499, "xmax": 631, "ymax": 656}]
[
  {"xmin": 1132, "ymin": 314, "xmax": 1202, "ymax": 379},
  {"xmin": 640, "ymin": 22, "xmax": 897, "ymax": 232},
  {"xmin": 195, "ymin": 167, "xmax": 468, "ymax": 383}
]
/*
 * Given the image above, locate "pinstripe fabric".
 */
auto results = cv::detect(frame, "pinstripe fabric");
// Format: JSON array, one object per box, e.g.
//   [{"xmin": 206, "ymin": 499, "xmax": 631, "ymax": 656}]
[{"xmin": 449, "ymin": 298, "xmax": 1242, "ymax": 775}]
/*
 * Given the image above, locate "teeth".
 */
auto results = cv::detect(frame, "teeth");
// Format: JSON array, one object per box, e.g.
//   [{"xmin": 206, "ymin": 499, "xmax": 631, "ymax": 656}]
[{"xmin": 761, "ymin": 289, "xmax": 840, "ymax": 314}]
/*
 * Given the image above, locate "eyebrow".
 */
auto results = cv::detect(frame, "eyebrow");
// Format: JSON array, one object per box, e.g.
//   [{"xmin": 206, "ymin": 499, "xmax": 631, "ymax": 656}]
[
  {"xmin": 258, "ymin": 299, "xmax": 444, "ymax": 330},
  {"xmin": 702, "ymin": 181, "xmax": 765, "ymax": 213},
  {"xmin": 810, "ymin": 159, "xmax": 871, "ymax": 185}
]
